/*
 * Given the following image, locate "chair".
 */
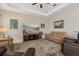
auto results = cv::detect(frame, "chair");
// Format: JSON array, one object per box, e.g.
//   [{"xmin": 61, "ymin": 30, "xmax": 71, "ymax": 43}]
[
  {"xmin": 0, "ymin": 45, "xmax": 7, "ymax": 56},
  {"xmin": 0, "ymin": 45, "xmax": 36, "ymax": 56}
]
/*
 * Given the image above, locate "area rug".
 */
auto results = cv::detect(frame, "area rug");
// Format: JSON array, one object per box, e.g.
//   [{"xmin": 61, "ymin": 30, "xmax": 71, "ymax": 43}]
[{"xmin": 14, "ymin": 39, "xmax": 63, "ymax": 56}]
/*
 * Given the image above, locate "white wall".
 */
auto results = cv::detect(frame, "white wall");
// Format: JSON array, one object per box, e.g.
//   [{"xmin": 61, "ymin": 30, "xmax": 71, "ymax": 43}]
[
  {"xmin": 0, "ymin": 9, "xmax": 49, "ymax": 43},
  {"xmin": 0, "ymin": 10, "xmax": 2, "ymax": 25},
  {"xmin": 49, "ymin": 4, "xmax": 79, "ymax": 31},
  {"xmin": 48, "ymin": 4, "xmax": 79, "ymax": 39}
]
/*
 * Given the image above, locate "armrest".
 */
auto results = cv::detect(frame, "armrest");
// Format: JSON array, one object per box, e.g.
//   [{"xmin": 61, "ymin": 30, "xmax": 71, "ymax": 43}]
[
  {"xmin": 65, "ymin": 42, "xmax": 79, "ymax": 47},
  {"xmin": 0, "ymin": 46, "xmax": 7, "ymax": 56},
  {"xmin": 63, "ymin": 38, "xmax": 77, "ymax": 44}
]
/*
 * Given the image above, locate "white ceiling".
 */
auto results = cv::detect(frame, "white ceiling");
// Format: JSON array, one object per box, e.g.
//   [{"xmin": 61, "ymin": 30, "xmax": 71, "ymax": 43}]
[{"xmin": 0, "ymin": 3, "xmax": 69, "ymax": 17}]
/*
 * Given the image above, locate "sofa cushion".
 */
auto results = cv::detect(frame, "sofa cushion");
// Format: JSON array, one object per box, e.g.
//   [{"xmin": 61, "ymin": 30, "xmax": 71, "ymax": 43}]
[{"xmin": 47, "ymin": 32, "xmax": 67, "ymax": 44}]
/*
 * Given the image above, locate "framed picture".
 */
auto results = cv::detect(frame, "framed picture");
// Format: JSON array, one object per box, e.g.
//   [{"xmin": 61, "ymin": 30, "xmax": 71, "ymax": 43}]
[
  {"xmin": 41, "ymin": 24, "xmax": 45, "ymax": 28},
  {"xmin": 54, "ymin": 20, "xmax": 64, "ymax": 28},
  {"xmin": 10, "ymin": 19, "xmax": 18, "ymax": 29},
  {"xmin": 22, "ymin": 24, "xmax": 39, "ymax": 30}
]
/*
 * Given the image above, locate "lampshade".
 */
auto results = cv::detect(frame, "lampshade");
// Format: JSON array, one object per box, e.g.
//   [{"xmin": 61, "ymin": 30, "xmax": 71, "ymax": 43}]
[{"xmin": 0, "ymin": 27, "xmax": 8, "ymax": 32}]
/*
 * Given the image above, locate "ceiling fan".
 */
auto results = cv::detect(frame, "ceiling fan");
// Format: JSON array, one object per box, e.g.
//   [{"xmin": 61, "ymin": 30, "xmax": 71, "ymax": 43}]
[{"xmin": 32, "ymin": 3, "xmax": 56, "ymax": 8}]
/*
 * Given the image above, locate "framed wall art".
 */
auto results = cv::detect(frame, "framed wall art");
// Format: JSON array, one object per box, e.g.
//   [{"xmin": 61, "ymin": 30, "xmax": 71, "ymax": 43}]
[
  {"xmin": 22, "ymin": 24, "xmax": 39, "ymax": 30},
  {"xmin": 10, "ymin": 19, "xmax": 18, "ymax": 29},
  {"xmin": 54, "ymin": 20, "xmax": 64, "ymax": 28},
  {"xmin": 41, "ymin": 24, "xmax": 45, "ymax": 28}
]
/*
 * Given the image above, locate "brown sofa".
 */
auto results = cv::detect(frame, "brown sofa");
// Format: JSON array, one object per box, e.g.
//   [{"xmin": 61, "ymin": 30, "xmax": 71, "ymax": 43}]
[
  {"xmin": 62, "ymin": 38, "xmax": 79, "ymax": 56},
  {"xmin": 47, "ymin": 32, "xmax": 67, "ymax": 44}
]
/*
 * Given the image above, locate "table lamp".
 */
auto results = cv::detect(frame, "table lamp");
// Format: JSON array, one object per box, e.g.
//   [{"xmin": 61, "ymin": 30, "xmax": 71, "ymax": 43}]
[{"xmin": 0, "ymin": 27, "xmax": 8, "ymax": 38}]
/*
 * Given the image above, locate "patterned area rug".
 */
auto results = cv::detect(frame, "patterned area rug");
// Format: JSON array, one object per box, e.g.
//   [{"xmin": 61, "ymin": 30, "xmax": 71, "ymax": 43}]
[{"xmin": 14, "ymin": 39, "xmax": 63, "ymax": 56}]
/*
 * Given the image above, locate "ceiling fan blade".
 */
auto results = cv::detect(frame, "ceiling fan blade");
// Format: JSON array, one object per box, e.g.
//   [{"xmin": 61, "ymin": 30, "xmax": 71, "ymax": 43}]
[
  {"xmin": 40, "ymin": 4, "xmax": 42, "ymax": 8},
  {"xmin": 32, "ymin": 3, "xmax": 37, "ymax": 5},
  {"xmin": 53, "ymin": 4, "xmax": 56, "ymax": 7}
]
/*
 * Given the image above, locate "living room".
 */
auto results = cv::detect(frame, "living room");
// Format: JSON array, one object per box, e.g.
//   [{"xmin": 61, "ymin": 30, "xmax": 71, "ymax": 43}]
[{"xmin": 0, "ymin": 1, "xmax": 79, "ymax": 57}]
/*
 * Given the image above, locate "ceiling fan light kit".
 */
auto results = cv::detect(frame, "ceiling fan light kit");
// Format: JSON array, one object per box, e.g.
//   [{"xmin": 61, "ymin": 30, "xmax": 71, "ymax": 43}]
[
  {"xmin": 32, "ymin": 3, "xmax": 37, "ymax": 5},
  {"xmin": 53, "ymin": 4, "xmax": 56, "ymax": 7}
]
